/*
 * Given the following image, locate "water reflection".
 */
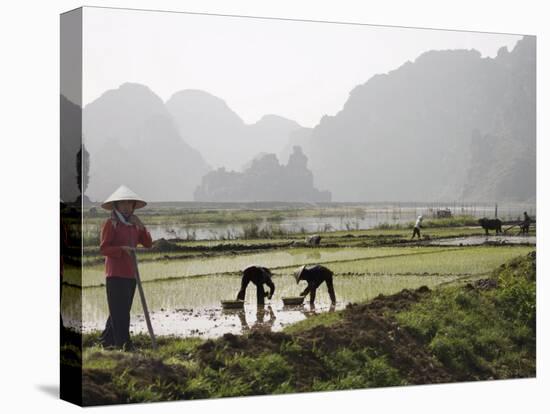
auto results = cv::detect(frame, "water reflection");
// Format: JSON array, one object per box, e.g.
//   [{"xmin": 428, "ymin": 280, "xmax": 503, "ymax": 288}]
[
  {"xmin": 77, "ymin": 274, "xmax": 459, "ymax": 338},
  {"xmin": 224, "ymin": 306, "xmax": 278, "ymax": 333},
  {"xmin": 142, "ymin": 203, "xmax": 536, "ymax": 241},
  {"xmin": 303, "ymin": 303, "xmax": 336, "ymax": 316}
]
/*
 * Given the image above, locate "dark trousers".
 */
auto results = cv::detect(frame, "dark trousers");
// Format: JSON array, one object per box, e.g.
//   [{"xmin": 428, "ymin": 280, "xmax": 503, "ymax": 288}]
[
  {"xmin": 412, "ymin": 227, "xmax": 421, "ymax": 239},
  {"xmin": 301, "ymin": 278, "xmax": 336, "ymax": 305},
  {"xmin": 237, "ymin": 277, "xmax": 266, "ymax": 305},
  {"xmin": 100, "ymin": 277, "xmax": 136, "ymax": 348}
]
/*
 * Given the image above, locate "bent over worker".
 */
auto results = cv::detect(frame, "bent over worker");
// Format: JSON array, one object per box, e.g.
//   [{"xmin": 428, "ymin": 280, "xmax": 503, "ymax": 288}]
[
  {"xmin": 237, "ymin": 265, "xmax": 275, "ymax": 305},
  {"xmin": 295, "ymin": 264, "xmax": 336, "ymax": 305},
  {"xmin": 99, "ymin": 185, "xmax": 153, "ymax": 351}
]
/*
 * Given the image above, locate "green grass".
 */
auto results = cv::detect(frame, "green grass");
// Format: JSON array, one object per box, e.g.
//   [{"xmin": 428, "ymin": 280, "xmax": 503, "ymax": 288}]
[
  {"xmin": 81, "ymin": 333, "xmax": 405, "ymax": 403},
  {"xmin": 283, "ymin": 311, "xmax": 343, "ymax": 334},
  {"xmin": 311, "ymin": 350, "xmax": 405, "ymax": 391},
  {"xmin": 395, "ymin": 251, "xmax": 536, "ymax": 379},
  {"xmin": 323, "ymin": 246, "xmax": 532, "ymax": 276}
]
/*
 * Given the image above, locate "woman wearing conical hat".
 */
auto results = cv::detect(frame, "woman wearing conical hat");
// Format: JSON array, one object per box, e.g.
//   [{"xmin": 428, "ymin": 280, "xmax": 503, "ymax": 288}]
[{"xmin": 98, "ymin": 185, "xmax": 153, "ymax": 350}]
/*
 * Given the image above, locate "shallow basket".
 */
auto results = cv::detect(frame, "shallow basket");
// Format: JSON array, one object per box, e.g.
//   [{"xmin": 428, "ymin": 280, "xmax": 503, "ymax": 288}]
[
  {"xmin": 282, "ymin": 296, "xmax": 305, "ymax": 306},
  {"xmin": 221, "ymin": 300, "xmax": 245, "ymax": 309}
]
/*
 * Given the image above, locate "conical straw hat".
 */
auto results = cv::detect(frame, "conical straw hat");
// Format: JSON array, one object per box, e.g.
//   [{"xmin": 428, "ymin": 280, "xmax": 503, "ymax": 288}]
[
  {"xmin": 294, "ymin": 265, "xmax": 306, "ymax": 284},
  {"xmin": 101, "ymin": 185, "xmax": 147, "ymax": 210}
]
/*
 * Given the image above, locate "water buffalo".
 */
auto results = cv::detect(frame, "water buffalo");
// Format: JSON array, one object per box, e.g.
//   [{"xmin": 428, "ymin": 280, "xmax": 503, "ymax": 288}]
[
  {"xmin": 478, "ymin": 218, "xmax": 502, "ymax": 235},
  {"xmin": 306, "ymin": 235, "xmax": 322, "ymax": 246}
]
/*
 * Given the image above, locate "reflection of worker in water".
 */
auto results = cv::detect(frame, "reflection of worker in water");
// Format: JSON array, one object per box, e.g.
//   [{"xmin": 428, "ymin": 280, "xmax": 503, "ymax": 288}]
[
  {"xmin": 295, "ymin": 264, "xmax": 336, "ymax": 305},
  {"xmin": 236, "ymin": 306, "xmax": 276, "ymax": 332},
  {"xmin": 237, "ymin": 266, "xmax": 275, "ymax": 305},
  {"xmin": 411, "ymin": 215, "xmax": 423, "ymax": 239},
  {"xmin": 255, "ymin": 306, "xmax": 276, "ymax": 330},
  {"xmin": 520, "ymin": 212, "xmax": 532, "ymax": 235}
]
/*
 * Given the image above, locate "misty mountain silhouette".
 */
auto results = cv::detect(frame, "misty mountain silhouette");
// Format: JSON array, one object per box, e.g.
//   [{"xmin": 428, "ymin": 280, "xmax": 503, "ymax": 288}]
[
  {"xmin": 166, "ymin": 90, "xmax": 308, "ymax": 171},
  {"xmin": 83, "ymin": 83, "xmax": 209, "ymax": 201},
  {"xmin": 295, "ymin": 36, "xmax": 535, "ymax": 202},
  {"xmin": 78, "ymin": 36, "xmax": 534, "ymax": 203}
]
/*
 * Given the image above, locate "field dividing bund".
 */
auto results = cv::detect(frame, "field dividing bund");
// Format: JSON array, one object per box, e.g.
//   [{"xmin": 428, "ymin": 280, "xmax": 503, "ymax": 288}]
[
  {"xmin": 76, "ymin": 245, "xmax": 532, "ymax": 288},
  {"xmin": 77, "ymin": 246, "xmax": 441, "ymax": 287}
]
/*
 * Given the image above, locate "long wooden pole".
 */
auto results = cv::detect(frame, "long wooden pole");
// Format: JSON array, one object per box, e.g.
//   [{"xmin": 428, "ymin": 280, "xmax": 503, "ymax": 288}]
[
  {"xmin": 132, "ymin": 250, "xmax": 158, "ymax": 350},
  {"xmin": 503, "ymin": 223, "xmax": 519, "ymax": 233}
]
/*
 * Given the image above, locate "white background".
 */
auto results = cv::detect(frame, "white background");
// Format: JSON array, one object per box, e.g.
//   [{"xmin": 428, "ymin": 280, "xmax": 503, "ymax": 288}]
[{"xmin": 0, "ymin": 0, "xmax": 547, "ymax": 412}]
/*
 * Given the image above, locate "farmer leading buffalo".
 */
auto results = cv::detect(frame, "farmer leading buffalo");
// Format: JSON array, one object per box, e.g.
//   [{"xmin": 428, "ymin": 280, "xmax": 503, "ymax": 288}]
[
  {"xmin": 294, "ymin": 264, "xmax": 336, "ymax": 306},
  {"xmin": 99, "ymin": 185, "xmax": 153, "ymax": 350}
]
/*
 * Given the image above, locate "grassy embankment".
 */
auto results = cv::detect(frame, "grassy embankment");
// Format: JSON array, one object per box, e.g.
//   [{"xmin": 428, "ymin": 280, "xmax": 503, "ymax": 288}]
[{"xmin": 75, "ymin": 250, "xmax": 536, "ymax": 405}]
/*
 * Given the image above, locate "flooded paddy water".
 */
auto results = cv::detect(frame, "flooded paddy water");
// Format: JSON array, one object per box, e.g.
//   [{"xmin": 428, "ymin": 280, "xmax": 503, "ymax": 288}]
[
  {"xmin": 64, "ymin": 243, "xmax": 534, "ymax": 338},
  {"xmin": 73, "ymin": 273, "xmax": 459, "ymax": 338}
]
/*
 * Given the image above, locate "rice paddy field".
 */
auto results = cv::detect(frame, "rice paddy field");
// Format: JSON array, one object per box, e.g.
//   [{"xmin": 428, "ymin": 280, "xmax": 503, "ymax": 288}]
[{"xmin": 61, "ymin": 205, "xmax": 535, "ymax": 338}]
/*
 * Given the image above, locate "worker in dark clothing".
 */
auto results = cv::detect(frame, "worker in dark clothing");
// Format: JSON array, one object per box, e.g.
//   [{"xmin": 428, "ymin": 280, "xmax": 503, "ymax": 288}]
[
  {"xmin": 237, "ymin": 265, "xmax": 275, "ymax": 305},
  {"xmin": 294, "ymin": 264, "xmax": 336, "ymax": 305},
  {"xmin": 520, "ymin": 211, "xmax": 532, "ymax": 235}
]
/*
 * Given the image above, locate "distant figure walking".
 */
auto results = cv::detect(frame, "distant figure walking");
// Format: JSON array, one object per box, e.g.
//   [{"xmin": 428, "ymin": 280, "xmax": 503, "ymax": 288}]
[
  {"xmin": 294, "ymin": 264, "xmax": 336, "ymax": 305},
  {"xmin": 520, "ymin": 211, "xmax": 532, "ymax": 235},
  {"xmin": 237, "ymin": 266, "xmax": 275, "ymax": 305},
  {"xmin": 411, "ymin": 215, "xmax": 423, "ymax": 239}
]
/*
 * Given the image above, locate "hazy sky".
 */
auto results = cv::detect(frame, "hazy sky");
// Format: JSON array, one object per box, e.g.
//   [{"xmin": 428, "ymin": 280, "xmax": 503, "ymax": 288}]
[{"xmin": 83, "ymin": 7, "xmax": 523, "ymax": 128}]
